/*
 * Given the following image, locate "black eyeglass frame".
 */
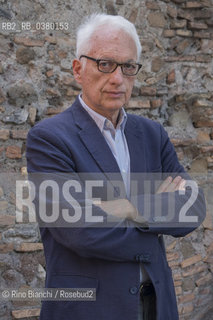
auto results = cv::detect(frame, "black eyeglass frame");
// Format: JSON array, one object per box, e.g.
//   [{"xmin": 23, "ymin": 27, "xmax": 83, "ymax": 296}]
[{"xmin": 79, "ymin": 55, "xmax": 142, "ymax": 76}]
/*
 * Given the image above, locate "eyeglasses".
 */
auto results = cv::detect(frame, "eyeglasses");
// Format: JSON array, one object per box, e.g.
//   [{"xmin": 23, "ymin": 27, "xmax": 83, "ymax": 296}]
[{"xmin": 79, "ymin": 55, "xmax": 142, "ymax": 76}]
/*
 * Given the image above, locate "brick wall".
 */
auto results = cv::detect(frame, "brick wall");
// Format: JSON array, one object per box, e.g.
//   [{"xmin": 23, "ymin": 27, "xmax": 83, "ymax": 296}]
[{"xmin": 0, "ymin": 0, "xmax": 212, "ymax": 319}]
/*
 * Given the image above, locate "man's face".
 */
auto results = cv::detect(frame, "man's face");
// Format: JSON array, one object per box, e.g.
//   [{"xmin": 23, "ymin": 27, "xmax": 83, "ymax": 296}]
[{"xmin": 73, "ymin": 28, "xmax": 138, "ymax": 118}]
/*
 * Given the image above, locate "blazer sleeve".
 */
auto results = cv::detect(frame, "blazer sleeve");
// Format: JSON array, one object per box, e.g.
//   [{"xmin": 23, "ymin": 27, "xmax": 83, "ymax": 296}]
[{"xmin": 132, "ymin": 124, "xmax": 206, "ymax": 237}]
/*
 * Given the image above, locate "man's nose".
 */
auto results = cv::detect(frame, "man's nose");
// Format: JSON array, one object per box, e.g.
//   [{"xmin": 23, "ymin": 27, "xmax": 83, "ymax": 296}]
[{"xmin": 108, "ymin": 66, "xmax": 124, "ymax": 84}]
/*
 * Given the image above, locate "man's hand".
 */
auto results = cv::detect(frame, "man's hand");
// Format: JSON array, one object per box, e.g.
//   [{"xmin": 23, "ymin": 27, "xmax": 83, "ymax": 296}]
[
  {"xmin": 94, "ymin": 199, "xmax": 148, "ymax": 224},
  {"xmin": 94, "ymin": 198, "xmax": 138, "ymax": 220},
  {"xmin": 156, "ymin": 176, "xmax": 186, "ymax": 194}
]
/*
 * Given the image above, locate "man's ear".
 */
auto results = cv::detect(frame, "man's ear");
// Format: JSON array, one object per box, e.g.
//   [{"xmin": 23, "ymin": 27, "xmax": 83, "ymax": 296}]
[{"xmin": 72, "ymin": 59, "xmax": 82, "ymax": 84}]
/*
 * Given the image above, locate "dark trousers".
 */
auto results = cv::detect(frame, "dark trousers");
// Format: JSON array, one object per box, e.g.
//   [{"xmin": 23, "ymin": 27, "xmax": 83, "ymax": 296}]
[{"xmin": 140, "ymin": 282, "xmax": 156, "ymax": 320}]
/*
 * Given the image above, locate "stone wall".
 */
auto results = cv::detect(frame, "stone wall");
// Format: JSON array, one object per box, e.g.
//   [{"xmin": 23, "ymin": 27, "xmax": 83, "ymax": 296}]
[{"xmin": 0, "ymin": 0, "xmax": 213, "ymax": 319}]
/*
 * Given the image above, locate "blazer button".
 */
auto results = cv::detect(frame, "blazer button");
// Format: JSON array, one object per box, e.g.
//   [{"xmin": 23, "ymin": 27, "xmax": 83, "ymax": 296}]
[
  {"xmin": 135, "ymin": 254, "xmax": 140, "ymax": 262},
  {"xmin": 129, "ymin": 287, "xmax": 138, "ymax": 295},
  {"xmin": 135, "ymin": 254, "xmax": 151, "ymax": 263},
  {"xmin": 139, "ymin": 254, "xmax": 151, "ymax": 263},
  {"xmin": 114, "ymin": 186, "xmax": 120, "ymax": 194}
]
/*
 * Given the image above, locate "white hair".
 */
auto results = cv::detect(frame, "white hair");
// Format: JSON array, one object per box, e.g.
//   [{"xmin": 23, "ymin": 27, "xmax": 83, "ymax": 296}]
[{"xmin": 76, "ymin": 13, "xmax": 142, "ymax": 61}]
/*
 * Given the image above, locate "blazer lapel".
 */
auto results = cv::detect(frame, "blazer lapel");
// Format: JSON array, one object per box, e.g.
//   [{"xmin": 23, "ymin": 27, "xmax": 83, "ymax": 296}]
[
  {"xmin": 125, "ymin": 115, "xmax": 147, "ymax": 173},
  {"xmin": 79, "ymin": 126, "xmax": 120, "ymax": 173},
  {"xmin": 71, "ymin": 99, "xmax": 124, "ymax": 195}
]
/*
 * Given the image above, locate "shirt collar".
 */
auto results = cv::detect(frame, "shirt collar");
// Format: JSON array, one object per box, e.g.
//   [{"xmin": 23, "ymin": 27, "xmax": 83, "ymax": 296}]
[{"xmin": 79, "ymin": 94, "xmax": 127, "ymax": 133}]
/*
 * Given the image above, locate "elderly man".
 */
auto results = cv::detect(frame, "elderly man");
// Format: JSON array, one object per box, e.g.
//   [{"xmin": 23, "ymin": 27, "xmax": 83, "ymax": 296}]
[{"xmin": 27, "ymin": 13, "xmax": 205, "ymax": 320}]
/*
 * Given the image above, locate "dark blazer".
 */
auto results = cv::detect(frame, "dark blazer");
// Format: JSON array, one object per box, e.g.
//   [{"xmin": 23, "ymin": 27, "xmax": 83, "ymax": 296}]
[{"xmin": 26, "ymin": 97, "xmax": 206, "ymax": 320}]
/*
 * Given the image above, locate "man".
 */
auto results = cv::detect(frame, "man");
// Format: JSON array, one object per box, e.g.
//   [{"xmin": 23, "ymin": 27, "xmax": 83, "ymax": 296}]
[{"xmin": 26, "ymin": 13, "xmax": 206, "ymax": 320}]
